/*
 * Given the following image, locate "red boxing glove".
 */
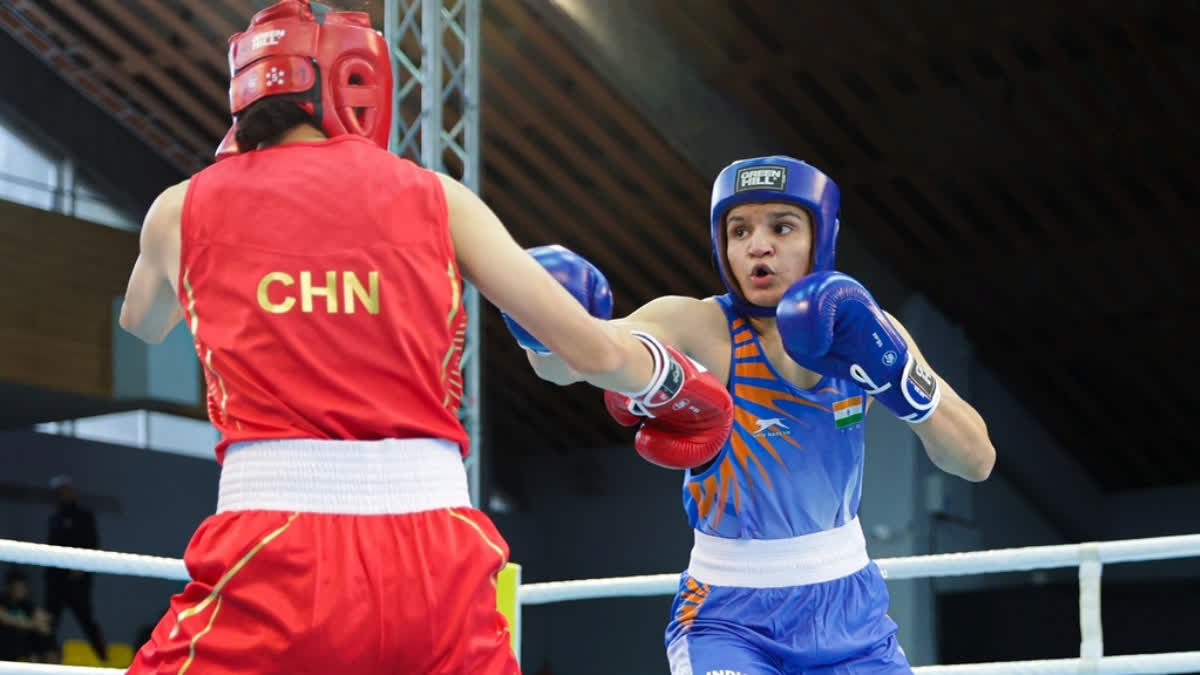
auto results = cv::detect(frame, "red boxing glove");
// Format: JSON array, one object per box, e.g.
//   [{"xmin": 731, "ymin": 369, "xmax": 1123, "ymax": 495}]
[{"xmin": 604, "ymin": 332, "xmax": 733, "ymax": 469}]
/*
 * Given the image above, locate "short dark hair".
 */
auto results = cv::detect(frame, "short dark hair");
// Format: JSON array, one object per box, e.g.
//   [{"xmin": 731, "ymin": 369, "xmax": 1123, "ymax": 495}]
[{"xmin": 234, "ymin": 98, "xmax": 319, "ymax": 151}]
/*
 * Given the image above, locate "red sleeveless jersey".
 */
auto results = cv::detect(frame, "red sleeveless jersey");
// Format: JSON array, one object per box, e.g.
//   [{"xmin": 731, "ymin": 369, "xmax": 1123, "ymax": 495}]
[{"xmin": 180, "ymin": 136, "xmax": 469, "ymax": 462}]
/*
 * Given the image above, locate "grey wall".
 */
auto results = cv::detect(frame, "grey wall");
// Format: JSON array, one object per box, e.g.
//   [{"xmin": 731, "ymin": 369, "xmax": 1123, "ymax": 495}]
[{"xmin": 0, "ymin": 430, "xmax": 220, "ymax": 648}]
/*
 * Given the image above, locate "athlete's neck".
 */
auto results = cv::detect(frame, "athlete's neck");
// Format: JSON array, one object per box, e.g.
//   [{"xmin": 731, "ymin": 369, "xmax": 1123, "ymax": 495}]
[
  {"xmin": 267, "ymin": 124, "xmax": 329, "ymax": 148},
  {"xmin": 749, "ymin": 315, "xmax": 778, "ymax": 337}
]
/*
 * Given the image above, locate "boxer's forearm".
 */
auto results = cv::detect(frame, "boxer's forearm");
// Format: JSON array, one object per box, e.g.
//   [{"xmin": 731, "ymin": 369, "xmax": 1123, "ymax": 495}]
[{"xmin": 526, "ymin": 350, "xmax": 584, "ymax": 385}]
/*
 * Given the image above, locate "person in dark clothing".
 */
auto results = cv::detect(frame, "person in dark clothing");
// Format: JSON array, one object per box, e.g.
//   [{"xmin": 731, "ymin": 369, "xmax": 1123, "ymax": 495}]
[
  {"xmin": 1, "ymin": 568, "xmax": 56, "ymax": 663},
  {"xmin": 44, "ymin": 476, "xmax": 107, "ymax": 662}
]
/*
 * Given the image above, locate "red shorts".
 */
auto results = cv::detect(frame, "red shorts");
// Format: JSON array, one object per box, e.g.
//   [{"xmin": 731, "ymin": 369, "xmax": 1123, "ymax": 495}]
[{"xmin": 128, "ymin": 507, "xmax": 518, "ymax": 674}]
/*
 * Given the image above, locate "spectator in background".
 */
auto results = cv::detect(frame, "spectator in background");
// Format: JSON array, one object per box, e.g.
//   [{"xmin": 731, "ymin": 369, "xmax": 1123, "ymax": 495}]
[
  {"xmin": 44, "ymin": 475, "xmax": 107, "ymax": 662},
  {"xmin": 0, "ymin": 568, "xmax": 56, "ymax": 663}
]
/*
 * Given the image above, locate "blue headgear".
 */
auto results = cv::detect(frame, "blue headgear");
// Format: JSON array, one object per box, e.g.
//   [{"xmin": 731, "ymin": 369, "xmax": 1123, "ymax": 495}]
[{"xmin": 710, "ymin": 155, "xmax": 841, "ymax": 317}]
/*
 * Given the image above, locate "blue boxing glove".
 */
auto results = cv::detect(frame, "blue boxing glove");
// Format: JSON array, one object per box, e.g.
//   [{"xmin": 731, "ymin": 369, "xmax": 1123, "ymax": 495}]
[
  {"xmin": 501, "ymin": 245, "xmax": 614, "ymax": 354},
  {"xmin": 776, "ymin": 271, "xmax": 941, "ymax": 423}
]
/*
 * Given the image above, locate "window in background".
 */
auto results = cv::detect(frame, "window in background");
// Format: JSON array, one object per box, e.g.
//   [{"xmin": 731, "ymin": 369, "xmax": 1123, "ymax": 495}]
[
  {"xmin": 0, "ymin": 120, "xmax": 58, "ymax": 211},
  {"xmin": 0, "ymin": 114, "xmax": 138, "ymax": 230}
]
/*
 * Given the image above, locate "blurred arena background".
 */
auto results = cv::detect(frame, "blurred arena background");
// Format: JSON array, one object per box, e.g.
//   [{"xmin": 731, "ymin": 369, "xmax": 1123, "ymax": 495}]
[{"xmin": 0, "ymin": 0, "xmax": 1198, "ymax": 672}]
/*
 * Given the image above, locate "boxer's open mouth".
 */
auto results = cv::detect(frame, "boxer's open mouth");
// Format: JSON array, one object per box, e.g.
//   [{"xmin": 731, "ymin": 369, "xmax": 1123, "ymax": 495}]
[{"xmin": 749, "ymin": 264, "xmax": 774, "ymax": 287}]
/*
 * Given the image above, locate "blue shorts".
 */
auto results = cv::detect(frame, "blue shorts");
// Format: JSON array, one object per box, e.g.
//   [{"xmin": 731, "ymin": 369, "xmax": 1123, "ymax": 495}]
[{"xmin": 664, "ymin": 563, "xmax": 911, "ymax": 674}]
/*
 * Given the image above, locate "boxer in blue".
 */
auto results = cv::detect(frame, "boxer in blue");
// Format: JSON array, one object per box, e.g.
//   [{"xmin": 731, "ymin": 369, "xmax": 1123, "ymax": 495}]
[{"xmin": 504, "ymin": 156, "xmax": 996, "ymax": 673}]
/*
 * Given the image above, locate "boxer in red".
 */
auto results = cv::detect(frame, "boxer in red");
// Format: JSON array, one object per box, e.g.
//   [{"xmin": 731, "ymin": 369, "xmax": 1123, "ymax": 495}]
[{"xmin": 116, "ymin": 2, "xmax": 734, "ymax": 673}]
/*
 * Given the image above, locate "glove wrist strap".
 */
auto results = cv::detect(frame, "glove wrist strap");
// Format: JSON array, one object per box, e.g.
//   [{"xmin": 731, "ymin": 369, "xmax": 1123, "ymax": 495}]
[
  {"xmin": 619, "ymin": 331, "xmax": 685, "ymax": 417},
  {"xmin": 894, "ymin": 353, "xmax": 942, "ymax": 424},
  {"xmin": 852, "ymin": 352, "xmax": 941, "ymax": 423}
]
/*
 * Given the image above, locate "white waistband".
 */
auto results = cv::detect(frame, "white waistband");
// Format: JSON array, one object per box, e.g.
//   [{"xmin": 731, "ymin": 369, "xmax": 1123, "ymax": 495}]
[
  {"xmin": 686, "ymin": 517, "xmax": 869, "ymax": 588},
  {"xmin": 217, "ymin": 438, "xmax": 470, "ymax": 515}
]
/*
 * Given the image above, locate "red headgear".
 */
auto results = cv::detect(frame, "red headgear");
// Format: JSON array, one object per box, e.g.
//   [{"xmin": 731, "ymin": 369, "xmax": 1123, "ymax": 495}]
[{"xmin": 216, "ymin": 0, "xmax": 393, "ymax": 158}]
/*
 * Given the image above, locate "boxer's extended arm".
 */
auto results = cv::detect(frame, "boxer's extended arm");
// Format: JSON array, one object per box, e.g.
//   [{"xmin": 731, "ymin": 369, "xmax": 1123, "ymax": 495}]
[
  {"xmin": 119, "ymin": 181, "xmax": 187, "ymax": 344},
  {"xmin": 440, "ymin": 173, "xmax": 654, "ymax": 394},
  {"xmin": 526, "ymin": 295, "xmax": 716, "ymax": 385},
  {"xmin": 491, "ymin": 247, "xmax": 731, "ymax": 470}
]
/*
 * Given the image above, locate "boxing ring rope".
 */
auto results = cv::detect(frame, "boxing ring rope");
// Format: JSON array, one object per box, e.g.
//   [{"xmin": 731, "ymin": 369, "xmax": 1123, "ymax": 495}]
[{"xmin": 2, "ymin": 534, "xmax": 1200, "ymax": 674}]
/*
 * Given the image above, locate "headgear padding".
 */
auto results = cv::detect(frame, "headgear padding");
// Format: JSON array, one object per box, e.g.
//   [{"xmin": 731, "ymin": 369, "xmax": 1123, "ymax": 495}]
[
  {"xmin": 710, "ymin": 156, "xmax": 841, "ymax": 317},
  {"xmin": 216, "ymin": 0, "xmax": 393, "ymax": 158}
]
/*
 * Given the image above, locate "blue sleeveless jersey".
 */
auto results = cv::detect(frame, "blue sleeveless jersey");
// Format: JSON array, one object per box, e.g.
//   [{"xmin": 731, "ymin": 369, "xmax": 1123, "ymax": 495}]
[{"xmin": 683, "ymin": 294, "xmax": 868, "ymax": 539}]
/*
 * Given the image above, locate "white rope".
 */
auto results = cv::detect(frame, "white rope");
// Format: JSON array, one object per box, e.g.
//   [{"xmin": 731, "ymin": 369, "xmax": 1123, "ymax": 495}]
[
  {"xmin": 4, "ymin": 532, "xmax": 1200, "ymax": 605},
  {"xmin": 520, "ymin": 572, "xmax": 677, "ymax": 604},
  {"xmin": 518, "ymin": 533, "xmax": 1200, "ymax": 605},
  {"xmin": 911, "ymin": 651, "xmax": 1200, "ymax": 674},
  {"xmin": 5, "ymin": 533, "xmax": 1200, "ymax": 603},
  {"xmin": 878, "ymin": 533, "xmax": 1200, "ymax": 581},
  {"xmin": 0, "ymin": 539, "xmax": 188, "ymax": 582},
  {"xmin": 3, "ymin": 534, "xmax": 1200, "ymax": 674}
]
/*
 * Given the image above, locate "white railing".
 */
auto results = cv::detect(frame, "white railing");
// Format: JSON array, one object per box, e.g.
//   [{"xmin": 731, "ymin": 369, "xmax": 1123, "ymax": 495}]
[{"xmin": 2, "ymin": 533, "xmax": 1199, "ymax": 674}]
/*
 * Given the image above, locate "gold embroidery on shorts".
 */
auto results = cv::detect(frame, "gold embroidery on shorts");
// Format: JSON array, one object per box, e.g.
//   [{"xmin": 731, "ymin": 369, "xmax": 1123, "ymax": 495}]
[{"xmin": 168, "ymin": 512, "xmax": 301, "ymax": 660}]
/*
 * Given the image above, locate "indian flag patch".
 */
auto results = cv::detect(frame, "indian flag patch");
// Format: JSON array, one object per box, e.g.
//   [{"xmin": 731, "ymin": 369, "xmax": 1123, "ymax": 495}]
[{"xmin": 833, "ymin": 396, "xmax": 864, "ymax": 429}]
